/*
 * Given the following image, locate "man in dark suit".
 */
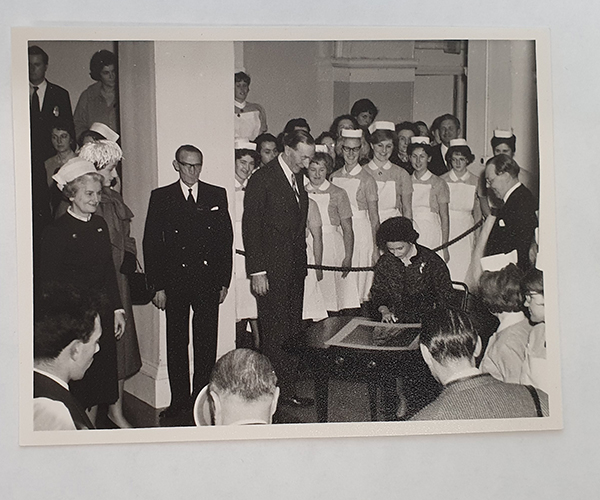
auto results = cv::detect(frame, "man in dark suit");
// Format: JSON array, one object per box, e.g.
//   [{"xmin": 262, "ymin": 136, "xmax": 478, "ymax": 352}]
[
  {"xmin": 411, "ymin": 308, "xmax": 548, "ymax": 421},
  {"xmin": 34, "ymin": 284, "xmax": 99, "ymax": 430},
  {"xmin": 428, "ymin": 113, "xmax": 461, "ymax": 176},
  {"xmin": 29, "ymin": 45, "xmax": 74, "ymax": 165},
  {"xmin": 484, "ymin": 154, "xmax": 538, "ymax": 271},
  {"xmin": 143, "ymin": 145, "xmax": 233, "ymax": 419},
  {"xmin": 242, "ymin": 130, "xmax": 315, "ymax": 408}
]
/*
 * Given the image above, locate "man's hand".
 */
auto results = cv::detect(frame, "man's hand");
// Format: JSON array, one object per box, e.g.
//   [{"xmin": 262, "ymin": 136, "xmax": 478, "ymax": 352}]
[
  {"xmin": 152, "ymin": 290, "xmax": 167, "ymax": 310},
  {"xmin": 114, "ymin": 310, "xmax": 126, "ymax": 339},
  {"xmin": 219, "ymin": 286, "xmax": 228, "ymax": 304},
  {"xmin": 251, "ymin": 274, "xmax": 269, "ymax": 296}
]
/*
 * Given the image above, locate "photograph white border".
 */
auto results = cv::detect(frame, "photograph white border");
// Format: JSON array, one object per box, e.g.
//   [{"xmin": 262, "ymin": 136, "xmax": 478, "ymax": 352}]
[{"xmin": 14, "ymin": 26, "xmax": 562, "ymax": 447}]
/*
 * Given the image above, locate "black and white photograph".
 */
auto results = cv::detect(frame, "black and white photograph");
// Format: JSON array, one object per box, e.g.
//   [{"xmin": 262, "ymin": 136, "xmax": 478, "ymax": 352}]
[{"xmin": 13, "ymin": 28, "xmax": 561, "ymax": 447}]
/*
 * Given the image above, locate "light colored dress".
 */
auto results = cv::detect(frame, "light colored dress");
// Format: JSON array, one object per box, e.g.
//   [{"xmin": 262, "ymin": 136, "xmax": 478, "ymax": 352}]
[
  {"xmin": 305, "ymin": 180, "xmax": 360, "ymax": 312},
  {"xmin": 234, "ymin": 101, "xmax": 267, "ymax": 140},
  {"xmin": 520, "ymin": 322, "xmax": 548, "ymax": 392},
  {"xmin": 234, "ymin": 179, "xmax": 258, "ymax": 321},
  {"xmin": 331, "ymin": 164, "xmax": 379, "ymax": 303},
  {"xmin": 302, "ymin": 198, "xmax": 328, "ymax": 321},
  {"xmin": 441, "ymin": 170, "xmax": 479, "ymax": 282},
  {"xmin": 364, "ymin": 160, "xmax": 412, "ymax": 222},
  {"xmin": 411, "ymin": 170, "xmax": 449, "ymax": 252}
]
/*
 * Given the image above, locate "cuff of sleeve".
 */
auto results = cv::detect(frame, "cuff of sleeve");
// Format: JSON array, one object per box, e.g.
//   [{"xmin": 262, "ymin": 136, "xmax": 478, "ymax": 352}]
[{"xmin": 250, "ymin": 271, "xmax": 267, "ymax": 276}]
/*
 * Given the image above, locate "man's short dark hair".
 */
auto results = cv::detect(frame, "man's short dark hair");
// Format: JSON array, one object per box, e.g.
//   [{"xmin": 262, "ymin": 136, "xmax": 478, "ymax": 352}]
[
  {"xmin": 28, "ymin": 45, "xmax": 49, "ymax": 65},
  {"xmin": 283, "ymin": 129, "xmax": 315, "ymax": 150},
  {"xmin": 175, "ymin": 144, "xmax": 203, "ymax": 163},
  {"xmin": 209, "ymin": 349, "xmax": 277, "ymax": 400},
  {"xmin": 255, "ymin": 133, "xmax": 278, "ymax": 153},
  {"xmin": 395, "ymin": 121, "xmax": 418, "ymax": 135},
  {"xmin": 283, "ymin": 118, "xmax": 311, "ymax": 134},
  {"xmin": 420, "ymin": 308, "xmax": 479, "ymax": 364},
  {"xmin": 486, "ymin": 154, "xmax": 520, "ymax": 179},
  {"xmin": 350, "ymin": 98, "xmax": 379, "ymax": 119},
  {"xmin": 89, "ymin": 50, "xmax": 116, "ymax": 82},
  {"xmin": 436, "ymin": 113, "xmax": 461, "ymax": 130},
  {"xmin": 34, "ymin": 283, "xmax": 99, "ymax": 361}
]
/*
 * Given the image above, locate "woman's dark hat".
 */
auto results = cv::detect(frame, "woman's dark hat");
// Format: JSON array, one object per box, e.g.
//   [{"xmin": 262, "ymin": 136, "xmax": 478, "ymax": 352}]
[{"xmin": 376, "ymin": 216, "xmax": 419, "ymax": 248}]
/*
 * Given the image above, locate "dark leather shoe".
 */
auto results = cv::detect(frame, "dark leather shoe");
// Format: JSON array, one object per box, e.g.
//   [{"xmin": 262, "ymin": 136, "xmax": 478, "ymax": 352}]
[{"xmin": 280, "ymin": 396, "xmax": 314, "ymax": 408}]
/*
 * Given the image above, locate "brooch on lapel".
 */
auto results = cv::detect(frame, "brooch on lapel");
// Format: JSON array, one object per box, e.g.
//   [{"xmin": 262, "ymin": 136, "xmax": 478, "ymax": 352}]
[
  {"xmin": 97, "ymin": 228, "xmax": 103, "ymax": 232},
  {"xmin": 419, "ymin": 262, "xmax": 426, "ymax": 274},
  {"xmin": 499, "ymin": 219, "xmax": 506, "ymax": 227},
  {"xmin": 210, "ymin": 206, "xmax": 219, "ymax": 211},
  {"xmin": 53, "ymin": 106, "xmax": 59, "ymax": 117}
]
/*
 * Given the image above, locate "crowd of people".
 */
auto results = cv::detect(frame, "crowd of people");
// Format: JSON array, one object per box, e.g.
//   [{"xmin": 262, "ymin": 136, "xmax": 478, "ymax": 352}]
[{"xmin": 30, "ymin": 51, "xmax": 547, "ymax": 430}]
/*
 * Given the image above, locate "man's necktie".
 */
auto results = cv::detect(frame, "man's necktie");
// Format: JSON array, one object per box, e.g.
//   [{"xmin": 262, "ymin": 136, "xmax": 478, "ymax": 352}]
[
  {"xmin": 291, "ymin": 174, "xmax": 300, "ymax": 202},
  {"xmin": 187, "ymin": 188, "xmax": 195, "ymax": 206},
  {"xmin": 31, "ymin": 86, "xmax": 40, "ymax": 119}
]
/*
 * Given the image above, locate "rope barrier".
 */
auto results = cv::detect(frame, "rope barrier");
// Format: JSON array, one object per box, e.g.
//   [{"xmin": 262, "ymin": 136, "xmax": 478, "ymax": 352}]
[{"xmin": 236, "ymin": 218, "xmax": 485, "ymax": 273}]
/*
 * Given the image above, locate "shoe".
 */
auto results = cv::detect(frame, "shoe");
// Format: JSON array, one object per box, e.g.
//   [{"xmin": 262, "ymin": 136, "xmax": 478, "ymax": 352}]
[{"xmin": 280, "ymin": 395, "xmax": 314, "ymax": 408}]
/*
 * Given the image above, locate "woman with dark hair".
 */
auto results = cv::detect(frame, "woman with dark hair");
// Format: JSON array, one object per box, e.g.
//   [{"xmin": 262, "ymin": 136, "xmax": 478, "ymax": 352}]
[
  {"xmin": 479, "ymin": 263, "xmax": 533, "ymax": 383},
  {"xmin": 370, "ymin": 217, "xmax": 453, "ymax": 324},
  {"xmin": 490, "ymin": 129, "xmax": 517, "ymax": 158},
  {"xmin": 330, "ymin": 129, "xmax": 379, "ymax": 303},
  {"xmin": 254, "ymin": 133, "xmax": 278, "ymax": 168},
  {"xmin": 441, "ymin": 139, "xmax": 483, "ymax": 282},
  {"xmin": 234, "ymin": 71, "xmax": 267, "ymax": 140},
  {"xmin": 233, "ymin": 140, "xmax": 260, "ymax": 349},
  {"xmin": 44, "ymin": 118, "xmax": 77, "ymax": 187},
  {"xmin": 41, "ymin": 158, "xmax": 125, "ymax": 426},
  {"xmin": 364, "ymin": 122, "xmax": 413, "ymax": 222},
  {"xmin": 408, "ymin": 137, "xmax": 450, "ymax": 262},
  {"xmin": 350, "ymin": 98, "xmax": 378, "ymax": 129},
  {"xmin": 74, "ymin": 50, "xmax": 119, "ymax": 140},
  {"xmin": 393, "ymin": 121, "xmax": 418, "ymax": 174}
]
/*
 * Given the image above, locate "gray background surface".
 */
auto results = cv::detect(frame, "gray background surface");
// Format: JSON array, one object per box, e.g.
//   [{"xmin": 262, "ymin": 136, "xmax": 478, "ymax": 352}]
[{"xmin": 1, "ymin": 1, "xmax": 597, "ymax": 498}]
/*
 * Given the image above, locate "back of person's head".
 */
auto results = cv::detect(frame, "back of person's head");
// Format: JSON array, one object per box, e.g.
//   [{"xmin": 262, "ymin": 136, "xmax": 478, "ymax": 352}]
[
  {"xmin": 210, "ymin": 348, "xmax": 277, "ymax": 401},
  {"xmin": 479, "ymin": 263, "xmax": 524, "ymax": 314},
  {"xmin": 486, "ymin": 154, "xmax": 520, "ymax": 179},
  {"xmin": 89, "ymin": 50, "xmax": 116, "ymax": 81},
  {"xmin": 34, "ymin": 283, "xmax": 99, "ymax": 361},
  {"xmin": 283, "ymin": 118, "xmax": 311, "ymax": 134},
  {"xmin": 28, "ymin": 45, "xmax": 49, "ymax": 65},
  {"xmin": 420, "ymin": 308, "xmax": 479, "ymax": 364}
]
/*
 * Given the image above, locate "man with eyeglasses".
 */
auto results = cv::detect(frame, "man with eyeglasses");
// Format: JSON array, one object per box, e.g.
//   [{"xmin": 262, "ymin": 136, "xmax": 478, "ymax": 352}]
[{"xmin": 143, "ymin": 144, "xmax": 233, "ymax": 422}]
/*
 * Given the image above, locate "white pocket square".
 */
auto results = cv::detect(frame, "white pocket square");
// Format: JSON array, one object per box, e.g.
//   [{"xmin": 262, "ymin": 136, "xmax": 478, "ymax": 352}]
[
  {"xmin": 498, "ymin": 219, "xmax": 506, "ymax": 227},
  {"xmin": 210, "ymin": 206, "xmax": 219, "ymax": 211}
]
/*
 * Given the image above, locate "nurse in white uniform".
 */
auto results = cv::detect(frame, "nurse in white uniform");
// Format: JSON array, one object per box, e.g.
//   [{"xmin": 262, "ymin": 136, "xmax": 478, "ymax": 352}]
[
  {"xmin": 234, "ymin": 72, "xmax": 267, "ymax": 141},
  {"xmin": 304, "ymin": 149, "xmax": 359, "ymax": 312},
  {"xmin": 330, "ymin": 129, "xmax": 379, "ymax": 303},
  {"xmin": 364, "ymin": 121, "xmax": 413, "ymax": 223},
  {"xmin": 233, "ymin": 139, "xmax": 260, "ymax": 348},
  {"xmin": 409, "ymin": 136, "xmax": 450, "ymax": 262},
  {"xmin": 440, "ymin": 139, "xmax": 482, "ymax": 282}
]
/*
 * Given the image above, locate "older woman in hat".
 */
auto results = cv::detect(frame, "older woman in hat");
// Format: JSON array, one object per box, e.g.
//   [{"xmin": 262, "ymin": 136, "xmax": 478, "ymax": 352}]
[
  {"xmin": 440, "ymin": 138, "xmax": 483, "ymax": 282},
  {"xmin": 409, "ymin": 136, "xmax": 450, "ymax": 263},
  {"xmin": 74, "ymin": 50, "xmax": 119, "ymax": 140},
  {"xmin": 233, "ymin": 140, "xmax": 260, "ymax": 349},
  {"xmin": 370, "ymin": 216, "xmax": 453, "ymax": 324},
  {"xmin": 364, "ymin": 121, "xmax": 413, "ymax": 223},
  {"xmin": 330, "ymin": 128, "xmax": 379, "ymax": 304},
  {"xmin": 40, "ymin": 157, "xmax": 125, "ymax": 426},
  {"xmin": 78, "ymin": 140, "xmax": 141, "ymax": 428}
]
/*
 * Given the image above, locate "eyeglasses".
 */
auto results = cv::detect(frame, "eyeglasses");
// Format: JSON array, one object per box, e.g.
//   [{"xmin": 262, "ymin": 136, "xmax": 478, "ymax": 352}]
[
  {"xmin": 177, "ymin": 160, "xmax": 202, "ymax": 169},
  {"xmin": 342, "ymin": 146, "xmax": 361, "ymax": 154}
]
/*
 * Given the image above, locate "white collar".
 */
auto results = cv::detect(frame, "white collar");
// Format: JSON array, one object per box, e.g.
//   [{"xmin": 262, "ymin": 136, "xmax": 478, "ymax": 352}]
[
  {"xmin": 277, "ymin": 154, "xmax": 296, "ymax": 187},
  {"xmin": 344, "ymin": 164, "xmax": 363, "ymax": 176},
  {"xmin": 34, "ymin": 368, "xmax": 70, "ymax": 391},
  {"xmin": 449, "ymin": 170, "xmax": 470, "ymax": 182},
  {"xmin": 235, "ymin": 100, "xmax": 246, "ymax": 109},
  {"xmin": 317, "ymin": 179, "xmax": 331, "ymax": 191},
  {"xmin": 30, "ymin": 79, "xmax": 47, "ymax": 92},
  {"xmin": 444, "ymin": 367, "xmax": 481, "ymax": 386},
  {"xmin": 503, "ymin": 181, "xmax": 522, "ymax": 203},
  {"xmin": 413, "ymin": 169, "xmax": 432, "ymax": 182},
  {"xmin": 497, "ymin": 311, "xmax": 526, "ymax": 331},
  {"xmin": 441, "ymin": 143, "xmax": 449, "ymax": 159},
  {"xmin": 368, "ymin": 160, "xmax": 392, "ymax": 171},
  {"xmin": 234, "ymin": 178, "xmax": 246, "ymax": 190},
  {"xmin": 67, "ymin": 206, "xmax": 91, "ymax": 222},
  {"xmin": 180, "ymin": 180, "xmax": 198, "ymax": 201}
]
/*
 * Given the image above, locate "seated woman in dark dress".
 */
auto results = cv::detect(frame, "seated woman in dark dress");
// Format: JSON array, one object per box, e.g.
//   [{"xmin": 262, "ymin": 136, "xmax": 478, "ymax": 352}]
[
  {"xmin": 40, "ymin": 158, "xmax": 125, "ymax": 427},
  {"xmin": 370, "ymin": 216, "xmax": 454, "ymax": 324}
]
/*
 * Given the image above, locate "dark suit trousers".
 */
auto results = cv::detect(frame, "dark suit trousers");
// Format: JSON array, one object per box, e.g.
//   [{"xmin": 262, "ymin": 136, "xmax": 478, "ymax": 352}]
[
  {"xmin": 165, "ymin": 285, "xmax": 219, "ymax": 408},
  {"xmin": 257, "ymin": 272, "xmax": 305, "ymax": 399}
]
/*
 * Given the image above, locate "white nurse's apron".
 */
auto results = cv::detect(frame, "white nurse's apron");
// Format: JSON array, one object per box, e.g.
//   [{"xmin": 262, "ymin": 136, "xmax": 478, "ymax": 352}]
[
  {"xmin": 233, "ymin": 187, "xmax": 257, "ymax": 320},
  {"xmin": 412, "ymin": 181, "xmax": 442, "ymax": 251},
  {"xmin": 447, "ymin": 181, "xmax": 477, "ymax": 282}
]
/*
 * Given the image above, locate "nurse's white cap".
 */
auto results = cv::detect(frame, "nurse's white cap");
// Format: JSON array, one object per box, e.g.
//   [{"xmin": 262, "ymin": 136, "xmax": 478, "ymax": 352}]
[
  {"xmin": 493, "ymin": 129, "xmax": 513, "ymax": 139},
  {"xmin": 368, "ymin": 121, "xmax": 395, "ymax": 134},
  {"xmin": 89, "ymin": 122, "xmax": 119, "ymax": 142},
  {"xmin": 449, "ymin": 138, "xmax": 468, "ymax": 147},
  {"xmin": 340, "ymin": 129, "xmax": 362, "ymax": 138},
  {"xmin": 480, "ymin": 250, "xmax": 518, "ymax": 272},
  {"xmin": 52, "ymin": 158, "xmax": 97, "ymax": 191},
  {"xmin": 315, "ymin": 144, "xmax": 328, "ymax": 153},
  {"xmin": 234, "ymin": 139, "xmax": 256, "ymax": 151},
  {"xmin": 410, "ymin": 136, "xmax": 430, "ymax": 145}
]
